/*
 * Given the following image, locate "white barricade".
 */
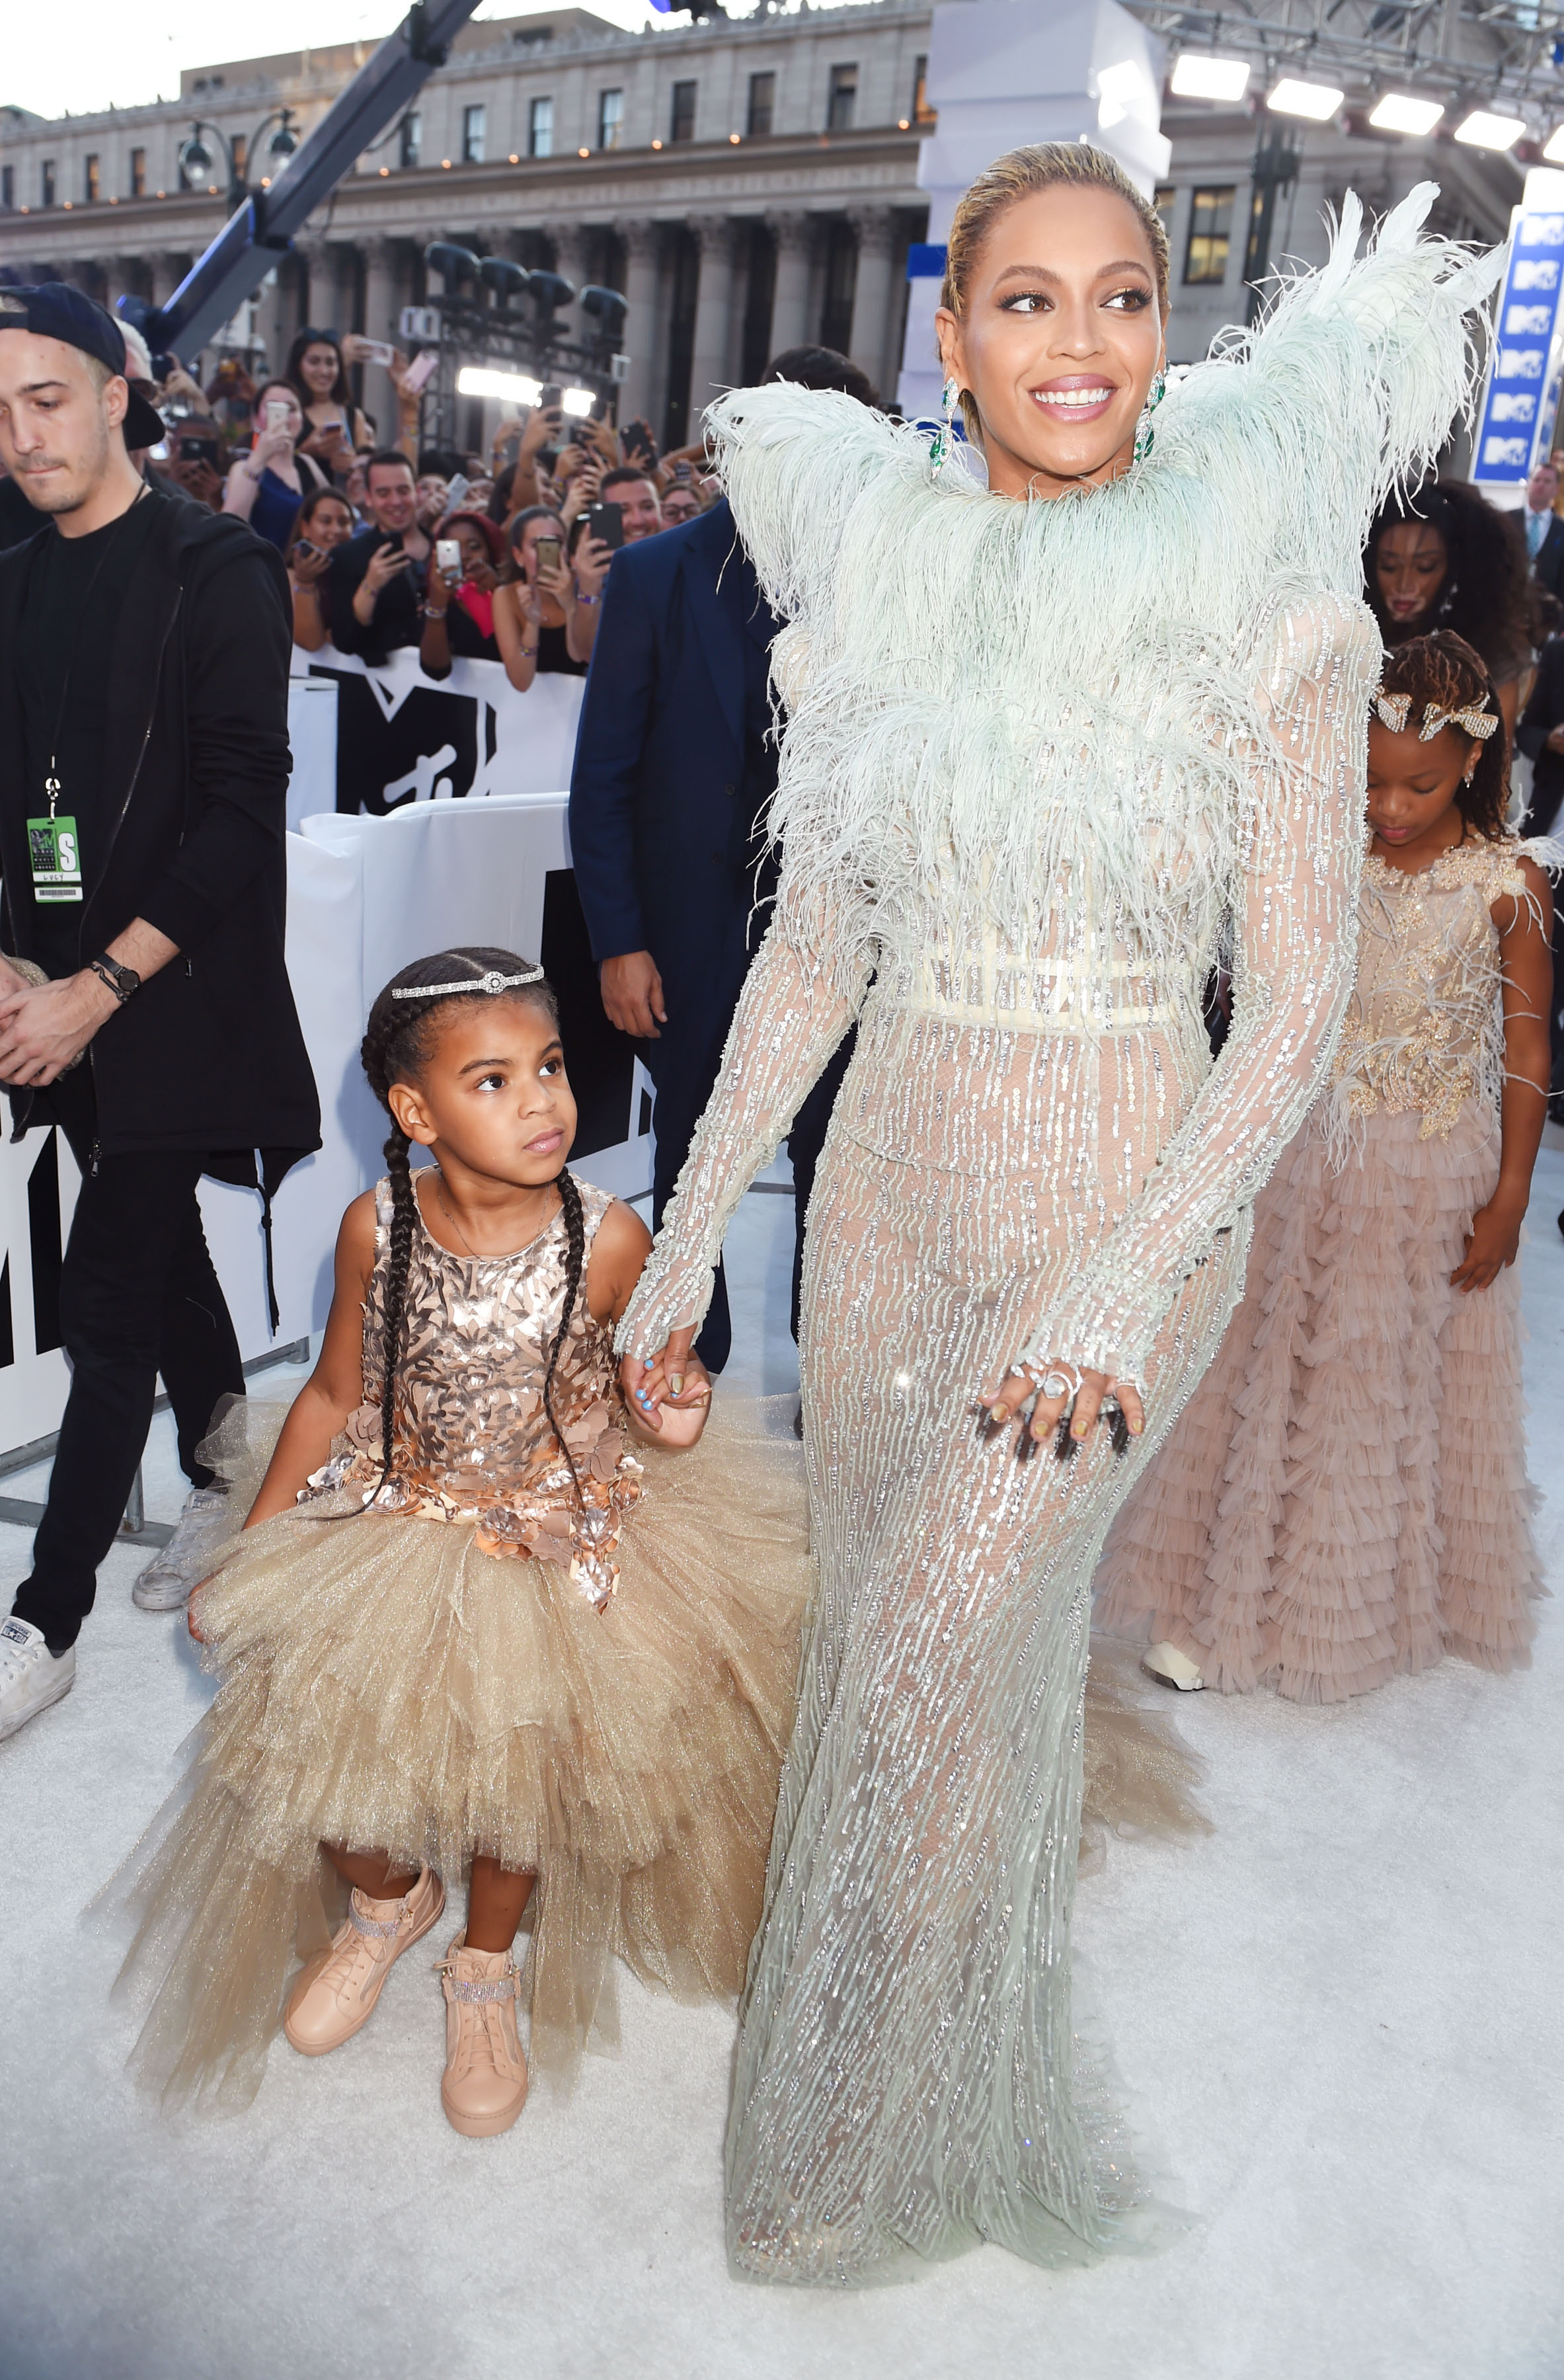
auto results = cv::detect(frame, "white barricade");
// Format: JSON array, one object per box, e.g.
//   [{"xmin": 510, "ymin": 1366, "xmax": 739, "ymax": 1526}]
[
  {"xmin": 290, "ymin": 641, "xmax": 586, "ymax": 811},
  {"xmin": 0, "ymin": 792, "xmax": 651, "ymax": 1458}
]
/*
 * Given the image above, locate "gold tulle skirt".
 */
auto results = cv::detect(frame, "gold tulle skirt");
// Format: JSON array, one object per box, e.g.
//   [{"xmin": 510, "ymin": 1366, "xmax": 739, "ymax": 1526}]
[{"xmin": 108, "ymin": 1400, "xmax": 1207, "ymax": 2116}]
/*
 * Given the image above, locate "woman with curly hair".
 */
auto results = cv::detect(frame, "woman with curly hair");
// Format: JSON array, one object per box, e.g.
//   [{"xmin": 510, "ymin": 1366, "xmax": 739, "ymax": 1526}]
[{"xmin": 1366, "ymin": 477, "xmax": 1535, "ymax": 734}]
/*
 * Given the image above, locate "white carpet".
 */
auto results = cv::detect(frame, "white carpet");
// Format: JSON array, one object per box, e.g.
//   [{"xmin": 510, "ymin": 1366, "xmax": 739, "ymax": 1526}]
[{"xmin": 3, "ymin": 1156, "xmax": 1561, "ymax": 2380}]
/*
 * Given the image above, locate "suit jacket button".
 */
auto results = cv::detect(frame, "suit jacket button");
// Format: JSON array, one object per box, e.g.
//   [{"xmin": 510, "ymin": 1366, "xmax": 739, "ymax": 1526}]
[{"xmin": 724, "ymin": 782, "xmax": 736, "ymax": 797}]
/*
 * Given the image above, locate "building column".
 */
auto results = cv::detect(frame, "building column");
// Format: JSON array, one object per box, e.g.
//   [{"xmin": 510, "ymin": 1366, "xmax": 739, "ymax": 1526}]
[
  {"xmin": 102, "ymin": 253, "xmax": 147, "ymax": 321},
  {"xmin": 847, "ymin": 208, "xmax": 897, "ymax": 396},
  {"xmin": 149, "ymin": 251, "xmax": 191, "ymax": 312},
  {"xmin": 360, "ymin": 237, "xmax": 405, "ymax": 442},
  {"xmin": 299, "ymin": 237, "xmax": 353, "ymax": 341},
  {"xmin": 687, "ymin": 216, "xmax": 738, "ymax": 424},
  {"xmin": 549, "ymin": 223, "xmax": 592, "ymax": 352},
  {"xmin": 616, "ymin": 219, "xmax": 662, "ymax": 428},
  {"xmin": 765, "ymin": 213, "xmax": 815, "ymax": 358}
]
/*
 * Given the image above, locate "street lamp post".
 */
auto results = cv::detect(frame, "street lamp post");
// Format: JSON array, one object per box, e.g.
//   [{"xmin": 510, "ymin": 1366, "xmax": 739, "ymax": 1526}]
[{"xmin": 176, "ymin": 110, "xmax": 301, "ymax": 211}]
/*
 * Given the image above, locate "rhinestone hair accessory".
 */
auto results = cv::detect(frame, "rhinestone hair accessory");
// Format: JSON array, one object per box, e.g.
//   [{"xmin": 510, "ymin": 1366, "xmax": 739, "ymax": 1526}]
[
  {"xmin": 1372, "ymin": 690, "xmax": 1498, "ymax": 742},
  {"xmin": 391, "ymin": 966, "xmax": 545, "ymax": 1001}
]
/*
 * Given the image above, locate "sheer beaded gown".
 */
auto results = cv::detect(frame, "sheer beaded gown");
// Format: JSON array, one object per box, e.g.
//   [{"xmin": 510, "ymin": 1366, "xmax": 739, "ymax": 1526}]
[{"xmin": 619, "ymin": 189, "xmax": 1497, "ymax": 2285}]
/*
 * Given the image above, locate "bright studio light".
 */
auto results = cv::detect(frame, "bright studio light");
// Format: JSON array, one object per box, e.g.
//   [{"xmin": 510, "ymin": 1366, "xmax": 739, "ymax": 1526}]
[
  {"xmin": 457, "ymin": 366, "xmax": 543, "ymax": 404},
  {"xmin": 1171, "ymin": 54, "xmax": 1251, "ymax": 102},
  {"xmin": 1368, "ymin": 93, "xmax": 1444, "ymax": 135},
  {"xmin": 561, "ymin": 387, "xmax": 595, "ymax": 416},
  {"xmin": 1545, "ymin": 124, "xmax": 1564, "ymax": 161},
  {"xmin": 1268, "ymin": 77, "xmax": 1343, "ymax": 122},
  {"xmin": 1455, "ymin": 108, "xmax": 1525, "ymax": 150}
]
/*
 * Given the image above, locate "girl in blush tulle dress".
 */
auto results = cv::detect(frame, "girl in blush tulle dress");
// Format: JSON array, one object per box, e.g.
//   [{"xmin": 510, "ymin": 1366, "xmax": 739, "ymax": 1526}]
[
  {"xmin": 1096, "ymin": 635, "xmax": 1556, "ymax": 1701},
  {"xmin": 109, "ymin": 947, "xmax": 812, "ymax": 2129}
]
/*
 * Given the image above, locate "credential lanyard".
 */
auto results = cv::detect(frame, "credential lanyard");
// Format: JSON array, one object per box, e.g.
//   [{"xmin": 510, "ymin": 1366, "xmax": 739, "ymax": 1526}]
[{"xmin": 27, "ymin": 485, "xmax": 149, "ymax": 908}]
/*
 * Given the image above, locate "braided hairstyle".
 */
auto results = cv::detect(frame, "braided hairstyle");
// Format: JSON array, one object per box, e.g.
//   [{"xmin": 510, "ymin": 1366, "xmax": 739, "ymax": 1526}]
[
  {"xmin": 358, "ymin": 947, "xmax": 588, "ymax": 1512},
  {"xmin": 1376, "ymin": 631, "xmax": 1511, "ymax": 844}
]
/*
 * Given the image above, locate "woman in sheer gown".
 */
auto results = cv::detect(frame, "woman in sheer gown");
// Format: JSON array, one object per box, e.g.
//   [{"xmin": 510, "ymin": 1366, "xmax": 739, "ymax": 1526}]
[{"xmin": 619, "ymin": 145, "xmax": 1498, "ymax": 2285}]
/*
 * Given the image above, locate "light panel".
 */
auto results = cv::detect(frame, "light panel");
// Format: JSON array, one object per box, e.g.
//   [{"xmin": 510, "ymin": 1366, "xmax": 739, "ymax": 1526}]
[
  {"xmin": 1368, "ymin": 93, "xmax": 1444, "ymax": 135},
  {"xmin": 1268, "ymin": 77, "xmax": 1343, "ymax": 122},
  {"xmin": 457, "ymin": 366, "xmax": 543, "ymax": 404},
  {"xmin": 1544, "ymin": 124, "xmax": 1564, "ymax": 162},
  {"xmin": 1455, "ymin": 108, "xmax": 1525, "ymax": 150},
  {"xmin": 561, "ymin": 386, "xmax": 595, "ymax": 417},
  {"xmin": 1171, "ymin": 54, "xmax": 1250, "ymax": 102}
]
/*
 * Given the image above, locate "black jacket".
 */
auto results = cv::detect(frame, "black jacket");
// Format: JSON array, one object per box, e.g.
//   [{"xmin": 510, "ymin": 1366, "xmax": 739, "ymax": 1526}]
[
  {"xmin": 1516, "ymin": 634, "xmax": 1564, "ymax": 838},
  {"xmin": 569, "ymin": 500, "xmax": 780, "ymax": 974},
  {"xmin": 1533, "ymin": 514, "xmax": 1564, "ymax": 603},
  {"xmin": 0, "ymin": 499, "xmax": 321, "ymax": 1177},
  {"xmin": 327, "ymin": 526, "xmax": 427, "ymax": 665}
]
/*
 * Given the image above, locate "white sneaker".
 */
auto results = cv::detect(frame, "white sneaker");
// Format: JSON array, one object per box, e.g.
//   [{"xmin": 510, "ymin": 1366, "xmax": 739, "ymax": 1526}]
[
  {"xmin": 0, "ymin": 1616, "xmax": 75, "ymax": 1741},
  {"xmin": 132, "ymin": 1486, "xmax": 230, "ymax": 1612}
]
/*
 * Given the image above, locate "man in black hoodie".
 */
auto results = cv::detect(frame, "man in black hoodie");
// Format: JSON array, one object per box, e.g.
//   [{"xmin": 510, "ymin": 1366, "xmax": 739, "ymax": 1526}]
[{"xmin": 0, "ymin": 286, "xmax": 319, "ymax": 1743}]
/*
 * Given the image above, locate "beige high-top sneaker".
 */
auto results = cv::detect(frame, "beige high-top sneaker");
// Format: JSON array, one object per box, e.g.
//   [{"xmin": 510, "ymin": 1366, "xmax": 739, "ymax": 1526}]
[
  {"xmin": 439, "ymin": 1933, "xmax": 529, "ymax": 2138},
  {"xmin": 284, "ymin": 1864, "xmax": 446, "ymax": 2055}
]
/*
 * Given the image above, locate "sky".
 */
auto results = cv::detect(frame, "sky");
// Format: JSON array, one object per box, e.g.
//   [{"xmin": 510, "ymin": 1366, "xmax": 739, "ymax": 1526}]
[{"xmin": 3, "ymin": 0, "xmax": 664, "ymax": 125}]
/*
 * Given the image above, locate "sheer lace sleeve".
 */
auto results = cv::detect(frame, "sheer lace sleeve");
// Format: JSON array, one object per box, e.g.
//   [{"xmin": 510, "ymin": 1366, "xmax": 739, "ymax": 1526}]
[
  {"xmin": 615, "ymin": 896, "xmax": 871, "ymax": 1361},
  {"xmin": 1021, "ymin": 592, "xmax": 1380, "ymax": 1388}
]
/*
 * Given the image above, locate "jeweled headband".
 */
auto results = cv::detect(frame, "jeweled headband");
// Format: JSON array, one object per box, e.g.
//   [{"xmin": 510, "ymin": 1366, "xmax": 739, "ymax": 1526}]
[
  {"xmin": 1372, "ymin": 690, "xmax": 1499, "ymax": 742},
  {"xmin": 390, "ymin": 967, "xmax": 545, "ymax": 1001}
]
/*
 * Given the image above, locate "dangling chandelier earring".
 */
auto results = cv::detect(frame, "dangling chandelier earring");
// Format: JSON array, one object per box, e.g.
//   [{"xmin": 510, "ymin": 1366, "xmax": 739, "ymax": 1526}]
[
  {"xmin": 931, "ymin": 375, "xmax": 960, "ymax": 473},
  {"xmin": 1132, "ymin": 366, "xmax": 1167, "ymax": 466}
]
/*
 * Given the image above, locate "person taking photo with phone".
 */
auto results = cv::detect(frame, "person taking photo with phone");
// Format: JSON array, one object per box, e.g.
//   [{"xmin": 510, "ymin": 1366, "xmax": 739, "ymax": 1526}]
[
  {"xmin": 221, "ymin": 381, "xmax": 328, "ymax": 553},
  {"xmin": 419, "ymin": 508, "xmax": 506, "ymax": 676},
  {"xmin": 284, "ymin": 329, "xmax": 373, "ymax": 482},
  {"xmin": 325, "ymin": 448, "xmax": 430, "ymax": 664},
  {"xmin": 494, "ymin": 505, "xmax": 611, "ymax": 690},
  {"xmin": 286, "ymin": 485, "xmax": 357, "ymax": 652},
  {"xmin": 0, "ymin": 284, "xmax": 319, "ymax": 1744}
]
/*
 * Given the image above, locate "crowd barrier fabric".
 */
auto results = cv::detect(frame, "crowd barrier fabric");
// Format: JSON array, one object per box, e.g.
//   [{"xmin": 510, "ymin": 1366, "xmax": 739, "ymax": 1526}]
[{"xmin": 291, "ymin": 641, "xmax": 586, "ymax": 814}]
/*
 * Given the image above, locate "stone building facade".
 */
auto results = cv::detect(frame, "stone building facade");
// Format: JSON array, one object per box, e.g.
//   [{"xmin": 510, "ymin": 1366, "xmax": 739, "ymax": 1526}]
[{"xmin": 0, "ymin": 1, "xmax": 1518, "ymax": 448}]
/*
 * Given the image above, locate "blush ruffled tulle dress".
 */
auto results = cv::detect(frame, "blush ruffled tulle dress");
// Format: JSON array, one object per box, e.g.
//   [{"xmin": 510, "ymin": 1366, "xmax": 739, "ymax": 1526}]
[
  {"xmin": 1094, "ymin": 836, "xmax": 1554, "ymax": 1700},
  {"xmin": 106, "ymin": 1175, "xmax": 1203, "ymax": 2114}
]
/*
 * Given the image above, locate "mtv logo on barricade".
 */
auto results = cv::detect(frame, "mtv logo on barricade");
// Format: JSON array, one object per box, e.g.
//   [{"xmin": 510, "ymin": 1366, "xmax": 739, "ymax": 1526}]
[
  {"xmin": 1505, "ymin": 303, "xmax": 1555, "ymax": 337},
  {"xmin": 1512, "ymin": 258, "xmax": 1561, "ymax": 291},
  {"xmin": 1490, "ymin": 391, "xmax": 1538, "ymax": 424},
  {"xmin": 1496, "ymin": 346, "xmax": 1546, "ymax": 379},
  {"xmin": 1482, "ymin": 434, "xmax": 1531, "ymax": 469},
  {"xmin": 1519, "ymin": 214, "xmax": 1564, "ymax": 246}
]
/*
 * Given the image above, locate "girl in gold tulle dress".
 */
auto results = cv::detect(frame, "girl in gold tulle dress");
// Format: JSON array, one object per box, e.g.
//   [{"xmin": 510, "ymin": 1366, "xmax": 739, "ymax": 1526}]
[
  {"xmin": 1097, "ymin": 635, "xmax": 1556, "ymax": 1699},
  {"xmin": 112, "ymin": 947, "xmax": 813, "ymax": 2130}
]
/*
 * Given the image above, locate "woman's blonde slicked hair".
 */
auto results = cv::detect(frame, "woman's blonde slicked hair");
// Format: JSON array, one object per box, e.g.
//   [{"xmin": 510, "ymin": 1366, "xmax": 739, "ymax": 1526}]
[{"xmin": 941, "ymin": 142, "xmax": 1169, "ymax": 436}]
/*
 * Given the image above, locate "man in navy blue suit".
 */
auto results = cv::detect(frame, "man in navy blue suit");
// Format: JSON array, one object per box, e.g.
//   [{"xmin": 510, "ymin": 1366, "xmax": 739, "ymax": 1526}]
[{"xmin": 569, "ymin": 347, "xmax": 874, "ymax": 1370}]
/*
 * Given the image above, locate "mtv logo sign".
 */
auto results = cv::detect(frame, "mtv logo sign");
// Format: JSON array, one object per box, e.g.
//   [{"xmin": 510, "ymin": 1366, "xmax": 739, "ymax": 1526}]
[
  {"xmin": 1512, "ymin": 258, "xmax": 1561, "ymax": 292},
  {"xmin": 1505, "ymin": 303, "xmax": 1555, "ymax": 337},
  {"xmin": 1490, "ymin": 391, "xmax": 1538, "ymax": 424},
  {"xmin": 1482, "ymin": 434, "xmax": 1531, "ymax": 469},
  {"xmin": 1497, "ymin": 346, "xmax": 1546, "ymax": 379},
  {"xmin": 1519, "ymin": 213, "xmax": 1564, "ymax": 246}
]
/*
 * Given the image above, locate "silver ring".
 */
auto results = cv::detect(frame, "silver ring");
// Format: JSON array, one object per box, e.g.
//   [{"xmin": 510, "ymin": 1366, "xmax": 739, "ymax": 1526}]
[
  {"xmin": 1007, "ymin": 1363, "xmax": 1041, "ymax": 1384},
  {"xmin": 1041, "ymin": 1365, "xmax": 1083, "ymax": 1402}
]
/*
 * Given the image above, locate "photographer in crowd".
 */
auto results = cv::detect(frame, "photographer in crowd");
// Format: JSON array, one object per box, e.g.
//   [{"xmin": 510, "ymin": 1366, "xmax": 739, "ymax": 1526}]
[
  {"xmin": 326, "ymin": 447, "xmax": 430, "ymax": 663},
  {"xmin": 0, "ymin": 285, "xmax": 319, "ymax": 1743},
  {"xmin": 419, "ymin": 508, "xmax": 506, "ymax": 675},
  {"xmin": 595, "ymin": 464, "xmax": 662, "ymax": 543},
  {"xmin": 283, "ymin": 327, "xmax": 373, "ymax": 484},
  {"xmin": 222, "ymin": 379, "xmax": 328, "ymax": 552},
  {"xmin": 286, "ymin": 483, "xmax": 357, "ymax": 651},
  {"xmin": 494, "ymin": 504, "xmax": 611, "ymax": 688}
]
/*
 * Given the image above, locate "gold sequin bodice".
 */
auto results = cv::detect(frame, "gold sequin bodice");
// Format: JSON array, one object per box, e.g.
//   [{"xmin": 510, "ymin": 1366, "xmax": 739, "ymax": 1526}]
[
  {"xmin": 309, "ymin": 1175, "xmax": 642, "ymax": 1607},
  {"xmin": 1332, "ymin": 838, "xmax": 1540, "ymax": 1141}
]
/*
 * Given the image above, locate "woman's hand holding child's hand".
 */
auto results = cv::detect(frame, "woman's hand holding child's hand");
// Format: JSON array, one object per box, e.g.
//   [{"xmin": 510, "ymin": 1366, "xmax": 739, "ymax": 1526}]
[
  {"xmin": 621, "ymin": 1328, "xmax": 711, "ymax": 1447},
  {"xmin": 1450, "ymin": 1193, "xmax": 1524, "ymax": 1291}
]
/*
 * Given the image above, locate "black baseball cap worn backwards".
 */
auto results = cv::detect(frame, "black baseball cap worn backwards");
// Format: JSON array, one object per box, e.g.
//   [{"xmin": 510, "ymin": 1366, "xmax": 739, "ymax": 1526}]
[{"xmin": 0, "ymin": 282, "xmax": 167, "ymax": 449}]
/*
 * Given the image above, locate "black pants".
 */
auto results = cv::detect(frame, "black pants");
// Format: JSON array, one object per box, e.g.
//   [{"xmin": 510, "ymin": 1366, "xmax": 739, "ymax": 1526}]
[{"xmin": 11, "ymin": 1070, "xmax": 243, "ymax": 1653}]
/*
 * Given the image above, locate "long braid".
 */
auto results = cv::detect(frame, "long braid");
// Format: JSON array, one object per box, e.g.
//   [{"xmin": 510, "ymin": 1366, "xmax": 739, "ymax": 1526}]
[
  {"xmin": 540, "ymin": 1168, "xmax": 587, "ymax": 1511},
  {"xmin": 374, "ymin": 1117, "xmax": 419, "ymax": 1501},
  {"xmin": 319, "ymin": 943, "xmax": 566, "ymax": 1523}
]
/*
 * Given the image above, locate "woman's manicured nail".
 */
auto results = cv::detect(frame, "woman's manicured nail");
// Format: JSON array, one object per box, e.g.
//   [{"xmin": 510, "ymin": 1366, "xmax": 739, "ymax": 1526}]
[{"xmin": 669, "ymin": 1374, "xmax": 683, "ymax": 1395}]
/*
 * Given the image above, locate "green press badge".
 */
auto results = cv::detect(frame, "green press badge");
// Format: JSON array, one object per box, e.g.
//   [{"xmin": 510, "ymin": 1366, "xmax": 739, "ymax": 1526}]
[{"xmin": 27, "ymin": 814, "xmax": 82, "ymax": 904}]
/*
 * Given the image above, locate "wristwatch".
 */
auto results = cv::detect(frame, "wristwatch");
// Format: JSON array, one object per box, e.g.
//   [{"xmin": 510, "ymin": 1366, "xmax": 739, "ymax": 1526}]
[{"xmin": 89, "ymin": 953, "xmax": 141, "ymax": 1005}]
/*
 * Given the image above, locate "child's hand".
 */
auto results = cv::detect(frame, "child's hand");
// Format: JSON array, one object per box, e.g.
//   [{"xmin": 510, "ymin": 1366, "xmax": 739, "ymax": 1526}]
[
  {"xmin": 1450, "ymin": 1195, "xmax": 1524, "ymax": 1291},
  {"xmin": 621, "ymin": 1331, "xmax": 711, "ymax": 1445}
]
